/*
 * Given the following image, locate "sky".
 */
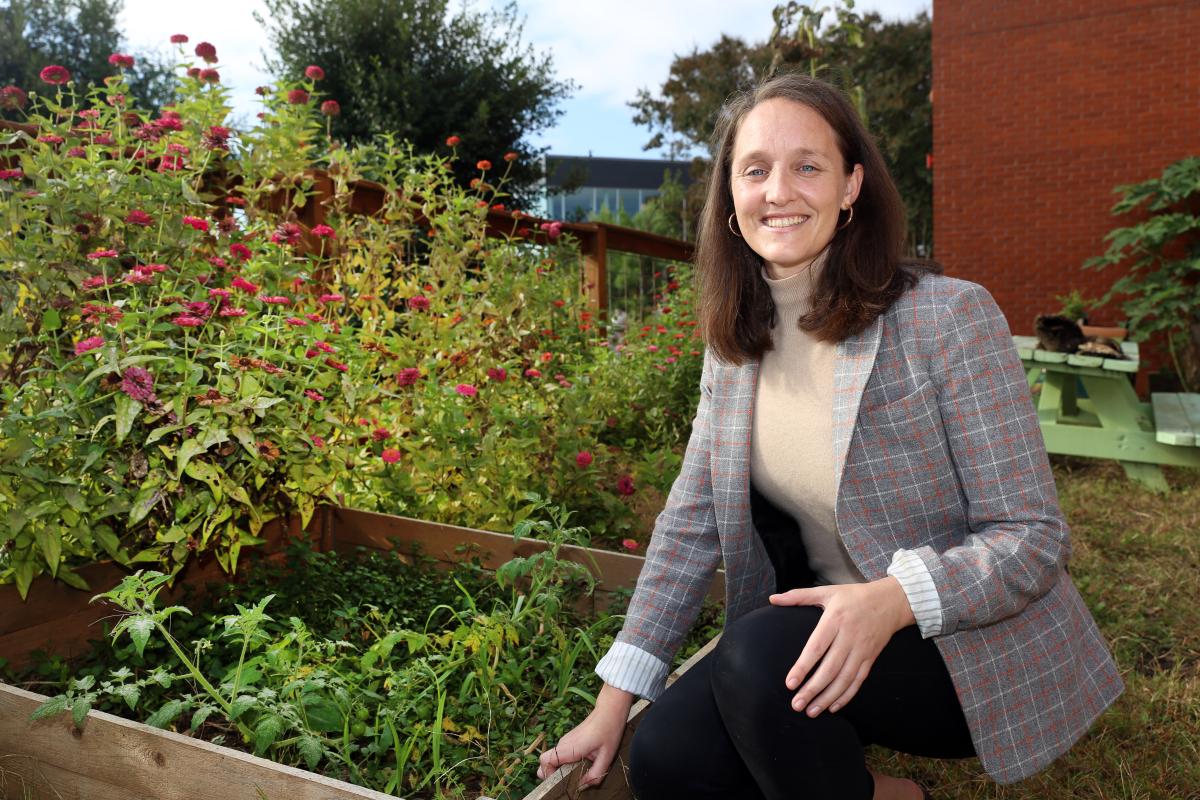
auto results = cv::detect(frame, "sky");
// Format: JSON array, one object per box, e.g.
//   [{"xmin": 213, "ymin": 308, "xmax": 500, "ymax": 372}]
[{"xmin": 120, "ymin": 0, "xmax": 931, "ymax": 160}]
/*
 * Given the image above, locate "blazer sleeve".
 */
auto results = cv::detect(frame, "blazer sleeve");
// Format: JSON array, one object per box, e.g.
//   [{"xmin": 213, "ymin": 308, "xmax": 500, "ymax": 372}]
[
  {"xmin": 911, "ymin": 282, "xmax": 1071, "ymax": 635},
  {"xmin": 595, "ymin": 349, "xmax": 722, "ymax": 699}
]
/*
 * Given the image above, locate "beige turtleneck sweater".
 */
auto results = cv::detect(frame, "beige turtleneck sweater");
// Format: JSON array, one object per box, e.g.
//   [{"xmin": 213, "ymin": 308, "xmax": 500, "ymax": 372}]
[{"xmin": 749, "ymin": 257, "xmax": 866, "ymax": 586}]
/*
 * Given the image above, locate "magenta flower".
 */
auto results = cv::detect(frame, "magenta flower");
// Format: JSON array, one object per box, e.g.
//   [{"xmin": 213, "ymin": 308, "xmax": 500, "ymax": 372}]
[
  {"xmin": 170, "ymin": 33, "xmax": 189, "ymax": 44},
  {"xmin": 194, "ymin": 42, "xmax": 218, "ymax": 63},
  {"xmin": 184, "ymin": 301, "xmax": 212, "ymax": 317},
  {"xmin": 0, "ymin": 169, "xmax": 24, "ymax": 181},
  {"xmin": 486, "ymin": 367, "xmax": 507, "ymax": 382},
  {"xmin": 218, "ymin": 307, "xmax": 247, "ymax": 318},
  {"xmin": 119, "ymin": 367, "xmax": 157, "ymax": 404},
  {"xmin": 39, "ymin": 65, "xmax": 71, "ymax": 85},
  {"xmin": 124, "ymin": 209, "xmax": 153, "ymax": 226},
  {"xmin": 208, "ymin": 288, "xmax": 232, "ymax": 301},
  {"xmin": 407, "ymin": 295, "xmax": 430, "ymax": 311},
  {"xmin": 523, "ymin": 368, "xmax": 542, "ymax": 378},
  {"xmin": 621, "ymin": 538, "xmax": 639, "ymax": 551},
  {"xmin": 311, "ymin": 224, "xmax": 336, "ymax": 238},
  {"xmin": 304, "ymin": 65, "xmax": 325, "ymax": 80},
  {"xmin": 86, "ymin": 249, "xmax": 119, "ymax": 260},
  {"xmin": 304, "ymin": 389, "xmax": 325, "ymax": 402},
  {"xmin": 74, "ymin": 336, "xmax": 104, "ymax": 356},
  {"xmin": 285, "ymin": 316, "xmax": 307, "ymax": 327},
  {"xmin": 575, "ymin": 450, "xmax": 593, "ymax": 468},
  {"xmin": 172, "ymin": 314, "xmax": 205, "ymax": 327},
  {"xmin": 182, "ymin": 216, "xmax": 208, "ymax": 232},
  {"xmin": 258, "ymin": 295, "xmax": 291, "ymax": 305},
  {"xmin": 229, "ymin": 243, "xmax": 252, "ymax": 261},
  {"xmin": 231, "ymin": 277, "xmax": 259, "ymax": 294},
  {"xmin": 208, "ymin": 256, "xmax": 228, "ymax": 270},
  {"xmin": 455, "ymin": 383, "xmax": 478, "ymax": 398},
  {"xmin": 325, "ymin": 358, "xmax": 348, "ymax": 372},
  {"xmin": 372, "ymin": 427, "xmax": 391, "ymax": 442},
  {"xmin": 82, "ymin": 275, "xmax": 114, "ymax": 290},
  {"xmin": 381, "ymin": 448, "xmax": 401, "ymax": 464},
  {"xmin": 270, "ymin": 222, "xmax": 302, "ymax": 246},
  {"xmin": 396, "ymin": 368, "xmax": 421, "ymax": 386},
  {"xmin": 199, "ymin": 68, "xmax": 220, "ymax": 84},
  {"xmin": 318, "ymin": 293, "xmax": 344, "ymax": 303},
  {"xmin": 287, "ymin": 88, "xmax": 310, "ymax": 105},
  {"xmin": 310, "ymin": 435, "xmax": 325, "ymax": 448},
  {"xmin": 108, "ymin": 53, "xmax": 135, "ymax": 68},
  {"xmin": 320, "ymin": 100, "xmax": 340, "ymax": 116},
  {"xmin": 0, "ymin": 85, "xmax": 28, "ymax": 110},
  {"xmin": 313, "ymin": 340, "xmax": 335, "ymax": 353},
  {"xmin": 616, "ymin": 475, "xmax": 636, "ymax": 496}
]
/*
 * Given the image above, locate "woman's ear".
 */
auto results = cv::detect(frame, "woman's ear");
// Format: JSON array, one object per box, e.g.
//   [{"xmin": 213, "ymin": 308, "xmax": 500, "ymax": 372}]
[{"xmin": 844, "ymin": 163, "xmax": 864, "ymax": 207}]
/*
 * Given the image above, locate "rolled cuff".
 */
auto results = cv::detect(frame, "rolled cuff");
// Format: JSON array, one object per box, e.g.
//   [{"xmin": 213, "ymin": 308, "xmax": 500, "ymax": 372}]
[
  {"xmin": 595, "ymin": 640, "xmax": 671, "ymax": 701},
  {"xmin": 887, "ymin": 549, "xmax": 944, "ymax": 638}
]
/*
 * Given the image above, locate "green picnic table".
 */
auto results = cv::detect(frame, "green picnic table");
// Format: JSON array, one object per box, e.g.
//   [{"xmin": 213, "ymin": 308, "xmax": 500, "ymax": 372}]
[{"xmin": 1014, "ymin": 335, "xmax": 1200, "ymax": 492}]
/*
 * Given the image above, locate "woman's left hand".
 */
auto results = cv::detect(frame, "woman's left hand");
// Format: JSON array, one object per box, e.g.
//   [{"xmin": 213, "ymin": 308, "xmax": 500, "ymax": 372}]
[{"xmin": 769, "ymin": 577, "xmax": 916, "ymax": 717}]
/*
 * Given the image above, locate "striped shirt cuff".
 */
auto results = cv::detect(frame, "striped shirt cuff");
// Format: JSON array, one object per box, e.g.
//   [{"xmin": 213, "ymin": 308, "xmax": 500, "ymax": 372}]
[
  {"xmin": 595, "ymin": 641, "xmax": 671, "ymax": 701},
  {"xmin": 887, "ymin": 549, "xmax": 943, "ymax": 638}
]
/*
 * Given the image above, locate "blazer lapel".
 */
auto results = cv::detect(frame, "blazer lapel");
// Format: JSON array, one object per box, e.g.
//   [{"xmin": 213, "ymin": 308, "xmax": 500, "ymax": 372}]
[
  {"xmin": 832, "ymin": 316, "xmax": 884, "ymax": 496},
  {"xmin": 710, "ymin": 358, "xmax": 759, "ymax": 541}
]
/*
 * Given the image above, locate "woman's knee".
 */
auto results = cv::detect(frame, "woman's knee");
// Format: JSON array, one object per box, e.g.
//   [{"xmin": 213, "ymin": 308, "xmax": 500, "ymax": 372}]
[{"xmin": 711, "ymin": 604, "xmax": 822, "ymax": 698}]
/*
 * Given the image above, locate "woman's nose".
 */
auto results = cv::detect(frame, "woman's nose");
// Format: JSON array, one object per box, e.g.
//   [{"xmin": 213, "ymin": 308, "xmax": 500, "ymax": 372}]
[{"xmin": 763, "ymin": 168, "xmax": 798, "ymax": 205}]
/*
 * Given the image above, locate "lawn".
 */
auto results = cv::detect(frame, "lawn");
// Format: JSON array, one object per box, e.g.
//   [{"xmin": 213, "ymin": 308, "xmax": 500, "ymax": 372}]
[{"xmin": 873, "ymin": 457, "xmax": 1200, "ymax": 799}]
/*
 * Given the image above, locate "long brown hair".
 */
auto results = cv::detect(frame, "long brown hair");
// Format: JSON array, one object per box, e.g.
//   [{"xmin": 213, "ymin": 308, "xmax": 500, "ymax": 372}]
[{"xmin": 696, "ymin": 73, "xmax": 939, "ymax": 365}]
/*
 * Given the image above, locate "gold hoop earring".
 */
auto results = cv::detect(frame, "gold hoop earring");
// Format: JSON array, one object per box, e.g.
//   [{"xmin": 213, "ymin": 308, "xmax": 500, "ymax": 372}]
[
  {"xmin": 836, "ymin": 205, "xmax": 854, "ymax": 231},
  {"xmin": 727, "ymin": 212, "xmax": 742, "ymax": 238}
]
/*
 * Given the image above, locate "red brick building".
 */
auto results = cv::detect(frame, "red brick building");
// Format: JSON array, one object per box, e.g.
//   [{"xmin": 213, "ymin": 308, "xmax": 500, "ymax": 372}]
[{"xmin": 932, "ymin": 0, "xmax": 1200, "ymax": 383}]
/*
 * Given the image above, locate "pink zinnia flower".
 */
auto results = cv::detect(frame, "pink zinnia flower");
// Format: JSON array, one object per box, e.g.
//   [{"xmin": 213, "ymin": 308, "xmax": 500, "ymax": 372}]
[
  {"xmin": 208, "ymin": 288, "xmax": 232, "ymax": 300},
  {"xmin": 304, "ymin": 65, "xmax": 325, "ymax": 81},
  {"xmin": 87, "ymin": 249, "xmax": 118, "ymax": 260},
  {"xmin": 194, "ymin": 42, "xmax": 217, "ymax": 63},
  {"xmin": 172, "ymin": 314, "xmax": 205, "ymax": 327},
  {"xmin": 74, "ymin": 336, "xmax": 104, "ymax": 356},
  {"xmin": 575, "ymin": 451, "xmax": 593, "ymax": 468},
  {"xmin": 124, "ymin": 269, "xmax": 155, "ymax": 285},
  {"xmin": 304, "ymin": 389, "xmax": 325, "ymax": 402},
  {"xmin": 218, "ymin": 307, "xmax": 247, "ymax": 317},
  {"xmin": 182, "ymin": 216, "xmax": 208, "ymax": 232},
  {"xmin": 270, "ymin": 222, "xmax": 302, "ymax": 246},
  {"xmin": 621, "ymin": 538, "xmax": 639, "ymax": 551},
  {"xmin": 199, "ymin": 68, "xmax": 219, "ymax": 83},
  {"xmin": 310, "ymin": 435, "xmax": 325, "ymax": 448},
  {"xmin": 108, "ymin": 53, "xmax": 135, "ymax": 68},
  {"xmin": 523, "ymin": 368, "xmax": 541, "ymax": 378},
  {"xmin": 202, "ymin": 125, "xmax": 231, "ymax": 150},
  {"xmin": 0, "ymin": 85, "xmax": 28, "ymax": 110},
  {"xmin": 381, "ymin": 448, "xmax": 401, "ymax": 464},
  {"xmin": 285, "ymin": 316, "xmax": 307, "ymax": 327},
  {"xmin": 0, "ymin": 169, "xmax": 24, "ymax": 181},
  {"xmin": 311, "ymin": 224, "xmax": 336, "ymax": 238},
  {"xmin": 540, "ymin": 352, "xmax": 553, "ymax": 363},
  {"xmin": 287, "ymin": 88, "xmax": 310, "ymax": 105},
  {"xmin": 486, "ymin": 367, "xmax": 507, "ymax": 382},
  {"xmin": 407, "ymin": 295, "xmax": 429, "ymax": 311},
  {"xmin": 37, "ymin": 134, "xmax": 63, "ymax": 145},
  {"xmin": 170, "ymin": 33, "xmax": 189, "ymax": 44},
  {"xmin": 184, "ymin": 301, "xmax": 211, "ymax": 317},
  {"xmin": 229, "ymin": 243, "xmax": 252, "ymax": 262},
  {"xmin": 455, "ymin": 383, "xmax": 478, "ymax": 398},
  {"xmin": 82, "ymin": 275, "xmax": 113, "ymax": 289},
  {"xmin": 207, "ymin": 256, "xmax": 228, "ymax": 270},
  {"xmin": 325, "ymin": 358, "xmax": 348, "ymax": 372},
  {"xmin": 119, "ymin": 366, "xmax": 157, "ymax": 404},
  {"xmin": 372, "ymin": 427, "xmax": 391, "ymax": 442},
  {"xmin": 231, "ymin": 276, "xmax": 259, "ymax": 294},
  {"xmin": 396, "ymin": 368, "xmax": 421, "ymax": 386},
  {"xmin": 124, "ymin": 209, "xmax": 153, "ymax": 226},
  {"xmin": 320, "ymin": 100, "xmax": 340, "ymax": 116},
  {"xmin": 39, "ymin": 65, "xmax": 71, "ymax": 85},
  {"xmin": 313, "ymin": 341, "xmax": 336, "ymax": 353},
  {"xmin": 318, "ymin": 293, "xmax": 344, "ymax": 303},
  {"xmin": 258, "ymin": 295, "xmax": 291, "ymax": 305},
  {"xmin": 616, "ymin": 475, "xmax": 636, "ymax": 496}
]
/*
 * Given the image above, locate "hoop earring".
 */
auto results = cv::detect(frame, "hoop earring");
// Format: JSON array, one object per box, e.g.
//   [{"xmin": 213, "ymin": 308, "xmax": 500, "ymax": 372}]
[
  {"xmin": 836, "ymin": 205, "xmax": 854, "ymax": 231},
  {"xmin": 727, "ymin": 212, "xmax": 742, "ymax": 238}
]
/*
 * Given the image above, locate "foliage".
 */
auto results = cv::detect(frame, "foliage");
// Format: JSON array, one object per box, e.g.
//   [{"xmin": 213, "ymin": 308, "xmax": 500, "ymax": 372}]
[
  {"xmin": 256, "ymin": 0, "xmax": 575, "ymax": 208},
  {"xmin": 1084, "ymin": 156, "xmax": 1200, "ymax": 390},
  {"xmin": 0, "ymin": 42, "xmax": 703, "ymax": 596},
  {"xmin": 0, "ymin": 0, "xmax": 174, "ymax": 114},
  {"xmin": 628, "ymin": 3, "xmax": 933, "ymax": 254},
  {"xmin": 27, "ymin": 498, "xmax": 625, "ymax": 799}
]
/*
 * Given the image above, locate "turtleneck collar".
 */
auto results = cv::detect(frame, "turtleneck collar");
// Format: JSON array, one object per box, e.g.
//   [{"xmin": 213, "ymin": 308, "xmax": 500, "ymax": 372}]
[{"xmin": 762, "ymin": 248, "xmax": 828, "ymax": 315}]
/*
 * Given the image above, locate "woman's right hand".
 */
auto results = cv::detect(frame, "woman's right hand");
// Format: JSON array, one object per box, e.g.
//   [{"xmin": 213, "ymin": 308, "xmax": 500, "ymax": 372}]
[{"xmin": 536, "ymin": 683, "xmax": 635, "ymax": 788}]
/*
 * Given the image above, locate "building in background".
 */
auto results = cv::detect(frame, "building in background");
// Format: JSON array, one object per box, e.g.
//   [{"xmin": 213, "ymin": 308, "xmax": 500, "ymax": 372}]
[
  {"xmin": 542, "ymin": 154, "xmax": 693, "ymax": 222},
  {"xmin": 932, "ymin": 0, "xmax": 1199, "ymax": 386}
]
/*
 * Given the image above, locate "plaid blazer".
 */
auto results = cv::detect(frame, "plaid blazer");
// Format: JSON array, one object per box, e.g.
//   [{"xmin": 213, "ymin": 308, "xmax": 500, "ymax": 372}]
[{"xmin": 614, "ymin": 274, "xmax": 1123, "ymax": 783}]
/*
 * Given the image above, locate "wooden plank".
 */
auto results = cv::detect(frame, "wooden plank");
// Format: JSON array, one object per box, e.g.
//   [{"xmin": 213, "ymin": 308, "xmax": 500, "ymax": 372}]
[
  {"xmin": 328, "ymin": 507, "xmax": 726, "ymax": 603},
  {"xmin": 1032, "ymin": 348, "xmax": 1069, "ymax": 363},
  {"xmin": 0, "ymin": 753, "xmax": 150, "ymax": 800},
  {"xmin": 1012, "ymin": 335, "xmax": 1038, "ymax": 359},
  {"xmin": 1103, "ymin": 356, "xmax": 1139, "ymax": 373},
  {"xmin": 1179, "ymin": 394, "xmax": 1200, "ymax": 445},
  {"xmin": 1152, "ymin": 393, "xmax": 1196, "ymax": 446},
  {"xmin": 1066, "ymin": 353, "xmax": 1104, "ymax": 368},
  {"xmin": 524, "ymin": 634, "xmax": 721, "ymax": 800},
  {"xmin": 0, "ymin": 683, "xmax": 394, "ymax": 800}
]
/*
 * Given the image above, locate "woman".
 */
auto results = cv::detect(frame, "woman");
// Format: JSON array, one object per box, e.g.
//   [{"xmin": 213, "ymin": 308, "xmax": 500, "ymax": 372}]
[{"xmin": 537, "ymin": 74, "xmax": 1122, "ymax": 800}]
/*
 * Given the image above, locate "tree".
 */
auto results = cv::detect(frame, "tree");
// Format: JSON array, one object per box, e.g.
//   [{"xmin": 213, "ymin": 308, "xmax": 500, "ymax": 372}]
[
  {"xmin": 628, "ymin": 3, "xmax": 932, "ymax": 255},
  {"xmin": 257, "ymin": 0, "xmax": 575, "ymax": 207},
  {"xmin": 0, "ymin": 0, "xmax": 174, "ymax": 116}
]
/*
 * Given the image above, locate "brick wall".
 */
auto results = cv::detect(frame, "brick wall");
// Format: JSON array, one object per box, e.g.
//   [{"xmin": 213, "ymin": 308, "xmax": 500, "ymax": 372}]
[{"xmin": 932, "ymin": 0, "xmax": 1200, "ymax": 382}]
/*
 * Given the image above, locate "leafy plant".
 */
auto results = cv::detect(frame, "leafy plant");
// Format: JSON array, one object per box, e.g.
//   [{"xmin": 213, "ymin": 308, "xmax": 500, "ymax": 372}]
[{"xmin": 1085, "ymin": 156, "xmax": 1200, "ymax": 390}]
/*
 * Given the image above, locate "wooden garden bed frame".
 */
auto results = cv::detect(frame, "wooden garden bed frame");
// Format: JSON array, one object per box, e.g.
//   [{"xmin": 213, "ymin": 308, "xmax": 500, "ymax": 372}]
[{"xmin": 0, "ymin": 506, "xmax": 724, "ymax": 800}]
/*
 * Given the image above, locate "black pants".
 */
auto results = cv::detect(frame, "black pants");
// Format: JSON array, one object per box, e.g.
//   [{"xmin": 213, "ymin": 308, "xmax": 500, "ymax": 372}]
[{"xmin": 627, "ymin": 489, "xmax": 976, "ymax": 800}]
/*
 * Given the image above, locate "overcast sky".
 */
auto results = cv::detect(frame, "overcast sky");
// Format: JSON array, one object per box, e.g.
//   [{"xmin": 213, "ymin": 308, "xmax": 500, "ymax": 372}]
[{"xmin": 120, "ymin": 0, "xmax": 931, "ymax": 160}]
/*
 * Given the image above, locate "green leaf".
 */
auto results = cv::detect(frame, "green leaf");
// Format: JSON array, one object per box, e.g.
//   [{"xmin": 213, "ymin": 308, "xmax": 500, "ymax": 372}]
[
  {"xmin": 115, "ymin": 684, "xmax": 141, "ymax": 711},
  {"xmin": 71, "ymin": 697, "xmax": 92, "ymax": 729},
  {"xmin": 145, "ymin": 699, "xmax": 185, "ymax": 729},
  {"xmin": 113, "ymin": 393, "xmax": 140, "ymax": 445},
  {"xmin": 297, "ymin": 735, "xmax": 323, "ymax": 770},
  {"xmin": 124, "ymin": 615, "xmax": 156, "ymax": 657},
  {"xmin": 42, "ymin": 308, "xmax": 61, "ymax": 332},
  {"xmin": 254, "ymin": 714, "xmax": 285, "ymax": 754},
  {"xmin": 56, "ymin": 566, "xmax": 89, "ymax": 591},
  {"xmin": 33, "ymin": 527, "xmax": 62, "ymax": 577},
  {"xmin": 231, "ymin": 426, "xmax": 258, "ymax": 457},
  {"xmin": 30, "ymin": 695, "xmax": 69, "ymax": 721},
  {"xmin": 95, "ymin": 526, "xmax": 123, "ymax": 561},
  {"xmin": 190, "ymin": 705, "xmax": 215, "ymax": 731},
  {"xmin": 230, "ymin": 694, "xmax": 257, "ymax": 720},
  {"xmin": 184, "ymin": 460, "xmax": 223, "ymax": 502},
  {"xmin": 175, "ymin": 438, "xmax": 205, "ymax": 480},
  {"xmin": 301, "ymin": 696, "xmax": 343, "ymax": 733},
  {"xmin": 127, "ymin": 481, "xmax": 161, "ymax": 527}
]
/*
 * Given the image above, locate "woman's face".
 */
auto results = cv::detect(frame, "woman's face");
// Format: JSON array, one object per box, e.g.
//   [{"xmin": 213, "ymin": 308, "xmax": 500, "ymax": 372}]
[{"xmin": 730, "ymin": 98, "xmax": 863, "ymax": 280}]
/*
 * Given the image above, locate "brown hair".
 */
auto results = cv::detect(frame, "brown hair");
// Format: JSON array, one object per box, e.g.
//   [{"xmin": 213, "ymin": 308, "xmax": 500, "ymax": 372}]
[{"xmin": 696, "ymin": 72, "xmax": 940, "ymax": 365}]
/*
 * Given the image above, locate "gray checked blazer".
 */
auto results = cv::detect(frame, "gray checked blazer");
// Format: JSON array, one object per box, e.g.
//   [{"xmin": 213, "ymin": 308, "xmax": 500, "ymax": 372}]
[{"xmin": 602, "ymin": 274, "xmax": 1123, "ymax": 783}]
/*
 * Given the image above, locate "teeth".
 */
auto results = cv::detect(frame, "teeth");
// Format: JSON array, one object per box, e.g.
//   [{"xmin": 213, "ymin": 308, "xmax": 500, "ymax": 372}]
[{"xmin": 764, "ymin": 216, "xmax": 806, "ymax": 228}]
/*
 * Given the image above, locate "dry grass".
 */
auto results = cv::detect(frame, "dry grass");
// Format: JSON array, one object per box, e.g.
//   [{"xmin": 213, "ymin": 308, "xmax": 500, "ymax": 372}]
[{"xmin": 870, "ymin": 458, "xmax": 1200, "ymax": 799}]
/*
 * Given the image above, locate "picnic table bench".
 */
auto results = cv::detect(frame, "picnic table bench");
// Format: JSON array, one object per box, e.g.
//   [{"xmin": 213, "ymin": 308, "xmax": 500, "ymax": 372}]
[{"xmin": 1014, "ymin": 335, "xmax": 1200, "ymax": 491}]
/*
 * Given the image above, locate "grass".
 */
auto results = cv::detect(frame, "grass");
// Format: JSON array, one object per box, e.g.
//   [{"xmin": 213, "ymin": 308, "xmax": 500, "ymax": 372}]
[{"xmin": 870, "ymin": 457, "xmax": 1200, "ymax": 799}]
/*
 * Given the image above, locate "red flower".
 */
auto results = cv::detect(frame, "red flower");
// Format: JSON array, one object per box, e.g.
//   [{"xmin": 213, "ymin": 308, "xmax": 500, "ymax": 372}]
[
  {"xmin": 82, "ymin": 275, "xmax": 114, "ymax": 289},
  {"xmin": 186, "ymin": 67, "xmax": 201, "ymax": 79},
  {"xmin": 455, "ymin": 383, "xmax": 478, "ymax": 398},
  {"xmin": 540, "ymin": 351, "xmax": 553, "ymax": 363},
  {"xmin": 194, "ymin": 42, "xmax": 218, "ymax": 63},
  {"xmin": 503, "ymin": 151, "xmax": 518, "ymax": 162},
  {"xmin": 396, "ymin": 368, "xmax": 421, "ymax": 386},
  {"xmin": 407, "ymin": 295, "xmax": 430, "ymax": 311},
  {"xmin": 325, "ymin": 358, "xmax": 348, "ymax": 372},
  {"xmin": 170, "ymin": 33, "xmax": 189, "ymax": 44},
  {"xmin": 39, "ymin": 65, "xmax": 71, "ymax": 85},
  {"xmin": 0, "ymin": 169, "xmax": 24, "ymax": 181},
  {"xmin": 229, "ymin": 243, "xmax": 252, "ymax": 262},
  {"xmin": 120, "ymin": 366, "xmax": 157, "ymax": 405},
  {"xmin": 305, "ymin": 312, "xmax": 322, "ymax": 322},
  {"xmin": 199, "ymin": 69, "xmax": 220, "ymax": 84},
  {"xmin": 81, "ymin": 303, "xmax": 122, "ymax": 325},
  {"xmin": 381, "ymin": 448, "xmax": 401, "ymax": 464},
  {"xmin": 184, "ymin": 301, "xmax": 212, "ymax": 317},
  {"xmin": 208, "ymin": 288, "xmax": 231, "ymax": 301},
  {"xmin": 372, "ymin": 427, "xmax": 391, "ymax": 442},
  {"xmin": 182, "ymin": 216, "xmax": 208, "ymax": 232},
  {"xmin": 218, "ymin": 307, "xmax": 246, "ymax": 317},
  {"xmin": 487, "ymin": 367, "xmax": 507, "ymax": 382},
  {"xmin": 285, "ymin": 316, "xmax": 307, "ymax": 327},
  {"xmin": 124, "ymin": 209, "xmax": 153, "ymax": 226},
  {"xmin": 202, "ymin": 125, "xmax": 231, "ymax": 150},
  {"xmin": 311, "ymin": 224, "xmax": 336, "ymax": 238},
  {"xmin": 37, "ymin": 134, "xmax": 64, "ymax": 145},
  {"xmin": 74, "ymin": 336, "xmax": 105, "ymax": 356},
  {"xmin": 87, "ymin": 248, "xmax": 119, "ymax": 260},
  {"xmin": 320, "ymin": 99, "xmax": 340, "ymax": 116},
  {"xmin": 287, "ymin": 88, "xmax": 310, "ymax": 105},
  {"xmin": 1, "ymin": 86, "xmax": 28, "ymax": 110},
  {"xmin": 231, "ymin": 277, "xmax": 259, "ymax": 293},
  {"xmin": 575, "ymin": 450, "xmax": 593, "ymax": 468},
  {"xmin": 445, "ymin": 135, "xmax": 461, "ymax": 147},
  {"xmin": 270, "ymin": 222, "xmax": 302, "ymax": 246},
  {"xmin": 315, "ymin": 294, "xmax": 342, "ymax": 304},
  {"xmin": 108, "ymin": 53, "xmax": 135, "ymax": 68},
  {"xmin": 523, "ymin": 368, "xmax": 541, "ymax": 378},
  {"xmin": 616, "ymin": 475, "xmax": 636, "ymax": 496},
  {"xmin": 621, "ymin": 538, "xmax": 639, "ymax": 551},
  {"xmin": 208, "ymin": 256, "xmax": 228, "ymax": 270},
  {"xmin": 157, "ymin": 154, "xmax": 185, "ymax": 172},
  {"xmin": 310, "ymin": 435, "xmax": 325, "ymax": 448},
  {"xmin": 476, "ymin": 159, "xmax": 492, "ymax": 171},
  {"xmin": 304, "ymin": 65, "xmax": 325, "ymax": 80},
  {"xmin": 313, "ymin": 340, "xmax": 336, "ymax": 353},
  {"xmin": 304, "ymin": 389, "xmax": 325, "ymax": 402},
  {"xmin": 172, "ymin": 314, "xmax": 205, "ymax": 327},
  {"xmin": 258, "ymin": 295, "xmax": 291, "ymax": 305}
]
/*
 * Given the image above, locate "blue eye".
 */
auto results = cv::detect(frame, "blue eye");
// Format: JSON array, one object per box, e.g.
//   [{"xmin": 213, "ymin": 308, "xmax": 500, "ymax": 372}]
[{"xmin": 798, "ymin": 164, "xmax": 816, "ymax": 173}]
